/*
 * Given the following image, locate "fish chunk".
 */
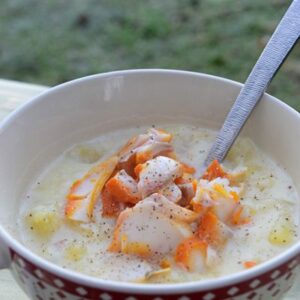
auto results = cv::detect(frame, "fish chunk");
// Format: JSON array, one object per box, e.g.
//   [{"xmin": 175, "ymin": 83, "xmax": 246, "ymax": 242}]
[
  {"xmin": 197, "ymin": 211, "xmax": 232, "ymax": 248},
  {"xmin": 191, "ymin": 177, "xmax": 244, "ymax": 225},
  {"xmin": 109, "ymin": 194, "xmax": 197, "ymax": 257},
  {"xmin": 138, "ymin": 156, "xmax": 183, "ymax": 198},
  {"xmin": 105, "ymin": 170, "xmax": 140, "ymax": 204},
  {"xmin": 65, "ymin": 156, "xmax": 118, "ymax": 222},
  {"xmin": 135, "ymin": 141, "xmax": 173, "ymax": 164},
  {"xmin": 159, "ymin": 183, "xmax": 182, "ymax": 203},
  {"xmin": 118, "ymin": 128, "xmax": 173, "ymax": 164}
]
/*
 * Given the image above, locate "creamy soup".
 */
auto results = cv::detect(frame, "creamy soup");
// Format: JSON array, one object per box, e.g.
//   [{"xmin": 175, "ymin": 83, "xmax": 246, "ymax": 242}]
[{"xmin": 17, "ymin": 124, "xmax": 299, "ymax": 283}]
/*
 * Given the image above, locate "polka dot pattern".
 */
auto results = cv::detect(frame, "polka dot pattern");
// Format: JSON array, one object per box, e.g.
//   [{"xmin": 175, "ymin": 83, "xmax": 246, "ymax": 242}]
[
  {"xmin": 53, "ymin": 279, "xmax": 64, "ymax": 288},
  {"xmin": 203, "ymin": 293, "xmax": 215, "ymax": 300},
  {"xmin": 76, "ymin": 287, "xmax": 88, "ymax": 296},
  {"xmin": 8, "ymin": 248, "xmax": 300, "ymax": 300},
  {"xmin": 227, "ymin": 286, "xmax": 239, "ymax": 296},
  {"xmin": 177, "ymin": 297, "xmax": 190, "ymax": 300},
  {"xmin": 99, "ymin": 293, "xmax": 112, "ymax": 300}
]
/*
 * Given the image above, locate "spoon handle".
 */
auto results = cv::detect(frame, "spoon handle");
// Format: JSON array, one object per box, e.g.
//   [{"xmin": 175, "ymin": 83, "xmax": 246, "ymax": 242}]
[{"xmin": 204, "ymin": 0, "xmax": 300, "ymax": 168}]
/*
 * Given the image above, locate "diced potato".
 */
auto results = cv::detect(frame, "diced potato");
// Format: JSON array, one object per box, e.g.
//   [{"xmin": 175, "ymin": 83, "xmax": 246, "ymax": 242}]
[
  {"xmin": 67, "ymin": 145, "xmax": 102, "ymax": 164},
  {"xmin": 64, "ymin": 244, "xmax": 87, "ymax": 261},
  {"xmin": 256, "ymin": 177, "xmax": 275, "ymax": 192},
  {"xmin": 26, "ymin": 210, "xmax": 61, "ymax": 237},
  {"xmin": 227, "ymin": 138, "xmax": 258, "ymax": 164},
  {"xmin": 268, "ymin": 219, "xmax": 295, "ymax": 245}
]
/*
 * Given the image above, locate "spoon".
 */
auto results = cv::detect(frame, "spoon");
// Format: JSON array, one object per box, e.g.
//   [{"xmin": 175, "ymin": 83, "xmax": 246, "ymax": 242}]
[{"xmin": 203, "ymin": 0, "xmax": 300, "ymax": 169}]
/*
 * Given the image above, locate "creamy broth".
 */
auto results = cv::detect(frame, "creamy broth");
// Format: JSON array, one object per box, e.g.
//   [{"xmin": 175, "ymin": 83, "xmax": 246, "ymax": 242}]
[{"xmin": 17, "ymin": 124, "xmax": 299, "ymax": 283}]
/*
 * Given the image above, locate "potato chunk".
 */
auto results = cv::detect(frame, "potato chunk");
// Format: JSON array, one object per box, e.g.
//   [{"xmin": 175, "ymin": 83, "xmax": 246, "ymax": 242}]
[
  {"xmin": 268, "ymin": 219, "xmax": 295, "ymax": 245},
  {"xmin": 26, "ymin": 210, "xmax": 60, "ymax": 237},
  {"xmin": 64, "ymin": 244, "xmax": 87, "ymax": 261}
]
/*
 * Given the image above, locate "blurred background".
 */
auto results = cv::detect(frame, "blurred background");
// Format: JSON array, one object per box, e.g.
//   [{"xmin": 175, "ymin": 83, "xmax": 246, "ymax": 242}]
[{"xmin": 1, "ymin": 0, "xmax": 299, "ymax": 110}]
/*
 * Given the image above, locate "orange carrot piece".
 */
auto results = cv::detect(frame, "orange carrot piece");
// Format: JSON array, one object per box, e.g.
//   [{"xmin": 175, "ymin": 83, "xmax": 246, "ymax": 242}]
[
  {"xmin": 175, "ymin": 236, "xmax": 207, "ymax": 271},
  {"xmin": 156, "ymin": 129, "xmax": 172, "ymax": 142},
  {"xmin": 192, "ymin": 201, "xmax": 204, "ymax": 213},
  {"xmin": 197, "ymin": 211, "xmax": 222, "ymax": 247},
  {"xmin": 232, "ymin": 206, "xmax": 250, "ymax": 226},
  {"xmin": 181, "ymin": 162, "xmax": 196, "ymax": 174},
  {"xmin": 244, "ymin": 261, "xmax": 257, "ymax": 269},
  {"xmin": 202, "ymin": 159, "xmax": 227, "ymax": 181},
  {"xmin": 135, "ymin": 149, "xmax": 153, "ymax": 164},
  {"xmin": 174, "ymin": 177, "xmax": 187, "ymax": 185},
  {"xmin": 105, "ymin": 174, "xmax": 139, "ymax": 204},
  {"xmin": 134, "ymin": 163, "xmax": 144, "ymax": 178},
  {"xmin": 192, "ymin": 179, "xmax": 198, "ymax": 192},
  {"xmin": 65, "ymin": 155, "xmax": 118, "ymax": 221},
  {"xmin": 230, "ymin": 191, "xmax": 239, "ymax": 202},
  {"xmin": 66, "ymin": 180, "xmax": 86, "ymax": 201},
  {"xmin": 108, "ymin": 211, "xmax": 128, "ymax": 252},
  {"xmin": 101, "ymin": 187, "xmax": 122, "ymax": 218},
  {"xmin": 65, "ymin": 199, "xmax": 82, "ymax": 218},
  {"xmin": 160, "ymin": 258, "xmax": 171, "ymax": 269}
]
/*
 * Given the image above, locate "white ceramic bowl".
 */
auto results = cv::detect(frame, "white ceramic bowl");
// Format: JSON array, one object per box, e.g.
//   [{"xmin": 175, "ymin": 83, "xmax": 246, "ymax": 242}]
[{"xmin": 0, "ymin": 70, "xmax": 299, "ymax": 300}]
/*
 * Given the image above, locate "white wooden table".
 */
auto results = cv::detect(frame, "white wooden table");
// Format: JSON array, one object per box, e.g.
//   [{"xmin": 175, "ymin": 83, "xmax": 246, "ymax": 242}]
[{"xmin": 0, "ymin": 79, "xmax": 298, "ymax": 300}]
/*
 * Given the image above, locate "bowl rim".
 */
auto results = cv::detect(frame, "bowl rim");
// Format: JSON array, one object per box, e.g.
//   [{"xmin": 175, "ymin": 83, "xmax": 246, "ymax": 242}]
[{"xmin": 0, "ymin": 68, "xmax": 299, "ymax": 294}]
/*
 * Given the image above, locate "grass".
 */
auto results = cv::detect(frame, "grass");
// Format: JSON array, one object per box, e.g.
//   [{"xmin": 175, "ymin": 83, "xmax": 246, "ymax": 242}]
[{"xmin": 0, "ymin": 0, "xmax": 299, "ymax": 110}]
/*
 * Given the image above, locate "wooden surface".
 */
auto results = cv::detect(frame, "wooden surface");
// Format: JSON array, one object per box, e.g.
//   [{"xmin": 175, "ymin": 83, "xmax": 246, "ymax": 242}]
[
  {"xmin": 0, "ymin": 78, "xmax": 298, "ymax": 300},
  {"xmin": 0, "ymin": 79, "xmax": 47, "ymax": 299}
]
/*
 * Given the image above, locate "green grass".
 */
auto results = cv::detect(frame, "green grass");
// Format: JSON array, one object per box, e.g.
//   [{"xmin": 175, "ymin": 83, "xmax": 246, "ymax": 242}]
[{"xmin": 1, "ymin": 0, "xmax": 299, "ymax": 110}]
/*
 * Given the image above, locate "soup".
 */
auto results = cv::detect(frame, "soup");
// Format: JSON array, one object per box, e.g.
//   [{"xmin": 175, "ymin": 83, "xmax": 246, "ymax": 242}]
[{"xmin": 17, "ymin": 124, "xmax": 299, "ymax": 283}]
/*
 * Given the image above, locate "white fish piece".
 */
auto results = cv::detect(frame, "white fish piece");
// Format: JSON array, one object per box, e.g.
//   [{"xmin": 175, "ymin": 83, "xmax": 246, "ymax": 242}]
[
  {"xmin": 210, "ymin": 178, "xmax": 240, "ymax": 223},
  {"xmin": 105, "ymin": 169, "xmax": 140, "ymax": 204},
  {"xmin": 178, "ymin": 182, "xmax": 196, "ymax": 205},
  {"xmin": 109, "ymin": 194, "xmax": 197, "ymax": 256},
  {"xmin": 118, "ymin": 133, "xmax": 150, "ymax": 162},
  {"xmin": 160, "ymin": 183, "xmax": 182, "ymax": 203},
  {"xmin": 119, "ymin": 128, "xmax": 173, "ymax": 163},
  {"xmin": 189, "ymin": 247, "xmax": 206, "ymax": 273},
  {"xmin": 192, "ymin": 177, "xmax": 242, "ymax": 224},
  {"xmin": 175, "ymin": 236, "xmax": 207, "ymax": 272},
  {"xmin": 205, "ymin": 246, "xmax": 221, "ymax": 268},
  {"xmin": 65, "ymin": 156, "xmax": 118, "ymax": 222},
  {"xmin": 141, "ymin": 193, "xmax": 199, "ymax": 223},
  {"xmin": 138, "ymin": 156, "xmax": 183, "ymax": 198},
  {"xmin": 135, "ymin": 141, "xmax": 173, "ymax": 164}
]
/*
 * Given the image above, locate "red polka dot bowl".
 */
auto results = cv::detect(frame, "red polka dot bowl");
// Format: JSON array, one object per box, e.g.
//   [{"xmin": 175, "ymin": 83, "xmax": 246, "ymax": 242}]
[{"xmin": 0, "ymin": 70, "xmax": 299, "ymax": 300}]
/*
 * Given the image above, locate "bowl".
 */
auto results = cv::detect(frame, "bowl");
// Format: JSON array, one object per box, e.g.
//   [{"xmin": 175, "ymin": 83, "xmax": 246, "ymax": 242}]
[{"xmin": 0, "ymin": 69, "xmax": 299, "ymax": 300}]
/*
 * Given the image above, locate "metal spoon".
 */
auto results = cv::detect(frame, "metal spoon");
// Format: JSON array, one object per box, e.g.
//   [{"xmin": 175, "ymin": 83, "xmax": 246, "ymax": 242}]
[{"xmin": 203, "ymin": 0, "xmax": 300, "ymax": 169}]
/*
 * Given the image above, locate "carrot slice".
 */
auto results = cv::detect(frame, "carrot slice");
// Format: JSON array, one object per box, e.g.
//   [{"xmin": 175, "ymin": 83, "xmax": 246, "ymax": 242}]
[
  {"xmin": 181, "ymin": 162, "xmax": 196, "ymax": 174},
  {"xmin": 135, "ymin": 149, "xmax": 153, "ymax": 164},
  {"xmin": 101, "ymin": 187, "xmax": 122, "ymax": 217},
  {"xmin": 230, "ymin": 191, "xmax": 239, "ymax": 202},
  {"xmin": 134, "ymin": 163, "xmax": 144, "ymax": 178},
  {"xmin": 105, "ymin": 171, "xmax": 140, "ymax": 204},
  {"xmin": 202, "ymin": 159, "xmax": 227, "ymax": 181},
  {"xmin": 192, "ymin": 179, "xmax": 198, "ymax": 192},
  {"xmin": 232, "ymin": 206, "xmax": 250, "ymax": 226},
  {"xmin": 175, "ymin": 236, "xmax": 207, "ymax": 271},
  {"xmin": 198, "ymin": 212, "xmax": 220, "ymax": 246},
  {"xmin": 160, "ymin": 258, "xmax": 171, "ymax": 269},
  {"xmin": 244, "ymin": 261, "xmax": 257, "ymax": 269},
  {"xmin": 156, "ymin": 129, "xmax": 172, "ymax": 142}
]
